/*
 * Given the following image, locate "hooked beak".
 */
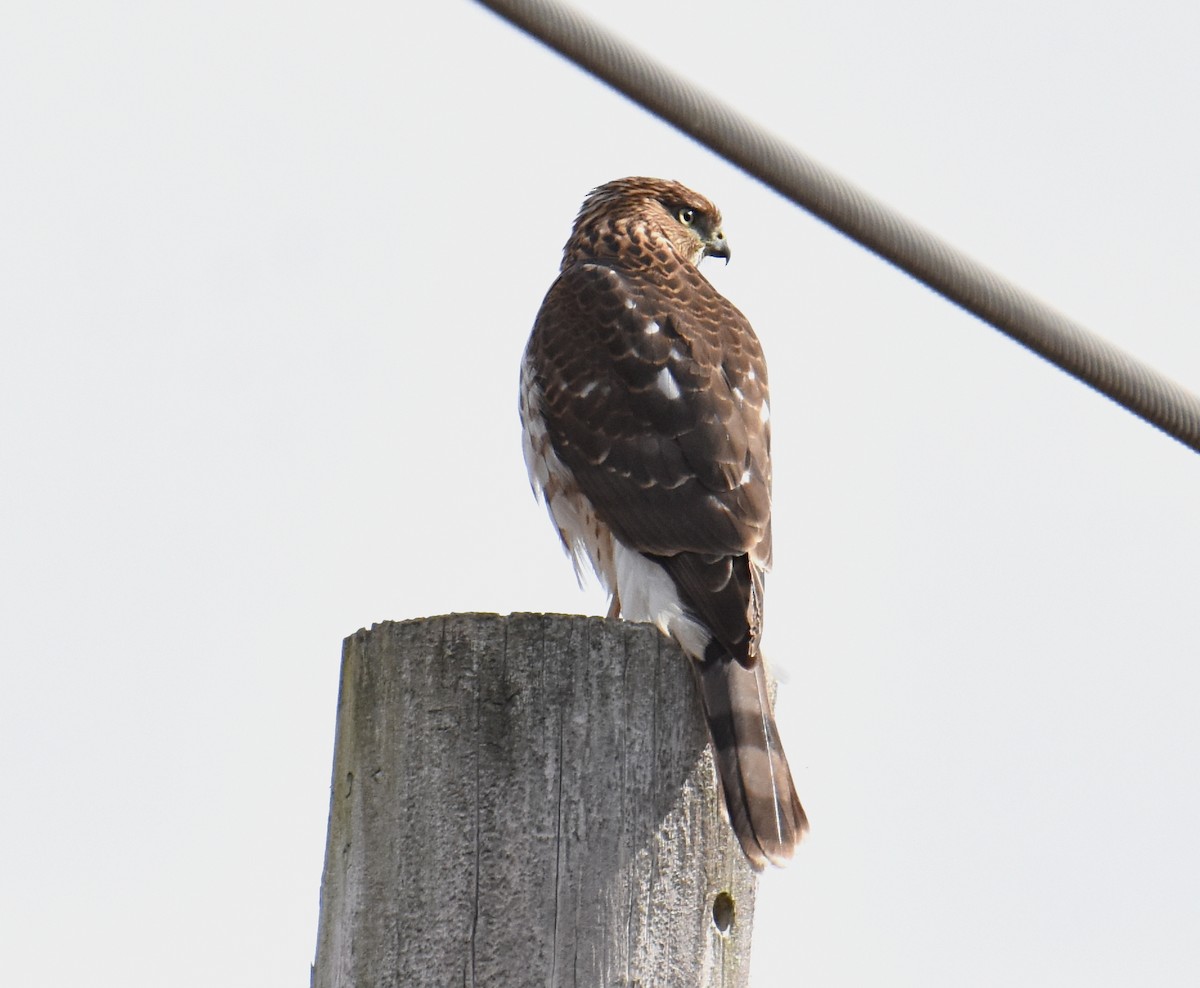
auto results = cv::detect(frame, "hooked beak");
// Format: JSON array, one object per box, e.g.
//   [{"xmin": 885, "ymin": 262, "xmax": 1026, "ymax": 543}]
[{"xmin": 704, "ymin": 231, "xmax": 731, "ymax": 264}]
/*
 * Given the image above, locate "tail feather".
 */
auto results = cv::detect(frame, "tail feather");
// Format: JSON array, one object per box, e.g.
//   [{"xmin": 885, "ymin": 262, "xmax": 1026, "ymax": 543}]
[{"xmin": 691, "ymin": 646, "xmax": 808, "ymax": 869}]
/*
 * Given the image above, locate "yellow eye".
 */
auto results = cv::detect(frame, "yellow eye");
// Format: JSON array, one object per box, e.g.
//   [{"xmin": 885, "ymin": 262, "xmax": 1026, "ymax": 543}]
[{"xmin": 677, "ymin": 207, "xmax": 695, "ymax": 226}]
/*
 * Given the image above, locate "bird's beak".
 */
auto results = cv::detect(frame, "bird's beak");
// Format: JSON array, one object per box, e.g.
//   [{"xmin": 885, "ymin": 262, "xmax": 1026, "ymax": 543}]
[{"xmin": 704, "ymin": 232, "xmax": 732, "ymax": 264}]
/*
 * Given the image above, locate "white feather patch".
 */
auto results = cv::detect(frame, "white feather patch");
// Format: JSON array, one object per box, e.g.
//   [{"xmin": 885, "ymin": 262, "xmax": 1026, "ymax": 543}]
[
  {"xmin": 655, "ymin": 366, "xmax": 681, "ymax": 400},
  {"xmin": 613, "ymin": 542, "xmax": 709, "ymax": 659}
]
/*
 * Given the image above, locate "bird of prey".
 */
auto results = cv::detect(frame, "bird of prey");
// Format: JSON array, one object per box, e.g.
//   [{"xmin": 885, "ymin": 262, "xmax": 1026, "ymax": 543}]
[{"xmin": 519, "ymin": 176, "xmax": 807, "ymax": 869}]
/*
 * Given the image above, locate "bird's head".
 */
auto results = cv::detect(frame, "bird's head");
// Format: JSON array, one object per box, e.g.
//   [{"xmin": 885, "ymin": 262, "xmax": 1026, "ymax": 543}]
[{"xmin": 565, "ymin": 177, "xmax": 731, "ymax": 269}]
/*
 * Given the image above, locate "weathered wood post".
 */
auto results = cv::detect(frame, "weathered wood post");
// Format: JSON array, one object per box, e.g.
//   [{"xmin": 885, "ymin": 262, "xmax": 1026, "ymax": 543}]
[{"xmin": 311, "ymin": 612, "xmax": 759, "ymax": 987}]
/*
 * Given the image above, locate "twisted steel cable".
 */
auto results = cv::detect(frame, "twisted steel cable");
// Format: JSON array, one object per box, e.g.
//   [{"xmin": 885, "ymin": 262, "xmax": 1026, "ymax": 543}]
[{"xmin": 477, "ymin": 0, "xmax": 1200, "ymax": 454}]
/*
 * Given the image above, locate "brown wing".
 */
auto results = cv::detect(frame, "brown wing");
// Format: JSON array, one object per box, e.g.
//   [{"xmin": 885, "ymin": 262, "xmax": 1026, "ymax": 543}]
[{"xmin": 527, "ymin": 257, "xmax": 772, "ymax": 663}]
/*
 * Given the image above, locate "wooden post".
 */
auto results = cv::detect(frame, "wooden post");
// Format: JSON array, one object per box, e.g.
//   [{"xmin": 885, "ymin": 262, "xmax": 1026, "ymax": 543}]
[{"xmin": 311, "ymin": 613, "xmax": 759, "ymax": 987}]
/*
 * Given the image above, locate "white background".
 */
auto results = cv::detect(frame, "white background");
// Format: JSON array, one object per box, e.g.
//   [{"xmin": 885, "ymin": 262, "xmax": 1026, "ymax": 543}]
[{"xmin": 3, "ymin": 2, "xmax": 1199, "ymax": 984}]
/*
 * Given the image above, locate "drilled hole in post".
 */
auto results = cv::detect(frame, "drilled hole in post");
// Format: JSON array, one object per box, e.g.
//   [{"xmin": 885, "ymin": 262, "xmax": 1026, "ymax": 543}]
[{"xmin": 712, "ymin": 890, "xmax": 735, "ymax": 934}]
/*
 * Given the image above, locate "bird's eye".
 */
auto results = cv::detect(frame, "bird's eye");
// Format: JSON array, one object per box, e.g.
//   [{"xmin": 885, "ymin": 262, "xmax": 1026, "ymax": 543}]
[{"xmin": 677, "ymin": 207, "xmax": 695, "ymax": 226}]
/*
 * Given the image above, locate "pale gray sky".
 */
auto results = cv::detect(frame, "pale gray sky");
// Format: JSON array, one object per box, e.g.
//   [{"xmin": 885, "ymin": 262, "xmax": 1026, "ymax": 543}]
[{"xmin": 3, "ymin": 2, "xmax": 1199, "ymax": 985}]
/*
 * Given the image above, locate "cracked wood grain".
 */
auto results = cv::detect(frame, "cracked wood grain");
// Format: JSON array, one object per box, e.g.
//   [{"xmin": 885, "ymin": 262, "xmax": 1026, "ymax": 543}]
[{"xmin": 311, "ymin": 613, "xmax": 758, "ymax": 987}]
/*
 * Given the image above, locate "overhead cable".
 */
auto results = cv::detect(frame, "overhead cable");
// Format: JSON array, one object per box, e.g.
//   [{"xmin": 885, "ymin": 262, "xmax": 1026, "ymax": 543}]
[{"xmin": 476, "ymin": 0, "xmax": 1200, "ymax": 455}]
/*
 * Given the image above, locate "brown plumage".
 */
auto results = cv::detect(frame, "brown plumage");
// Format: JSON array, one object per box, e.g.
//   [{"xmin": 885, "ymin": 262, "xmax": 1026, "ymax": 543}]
[{"xmin": 520, "ymin": 177, "xmax": 807, "ymax": 868}]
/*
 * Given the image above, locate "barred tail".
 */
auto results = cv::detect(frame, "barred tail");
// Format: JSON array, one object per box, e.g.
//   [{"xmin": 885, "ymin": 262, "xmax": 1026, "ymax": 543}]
[{"xmin": 691, "ymin": 646, "xmax": 808, "ymax": 869}]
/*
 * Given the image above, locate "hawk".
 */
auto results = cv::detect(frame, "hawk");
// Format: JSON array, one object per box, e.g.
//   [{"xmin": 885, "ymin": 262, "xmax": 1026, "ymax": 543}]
[{"xmin": 520, "ymin": 177, "xmax": 807, "ymax": 869}]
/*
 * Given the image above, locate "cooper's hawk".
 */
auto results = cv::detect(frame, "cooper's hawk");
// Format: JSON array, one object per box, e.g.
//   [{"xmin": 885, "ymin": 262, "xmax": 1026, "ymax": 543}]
[{"xmin": 520, "ymin": 177, "xmax": 807, "ymax": 869}]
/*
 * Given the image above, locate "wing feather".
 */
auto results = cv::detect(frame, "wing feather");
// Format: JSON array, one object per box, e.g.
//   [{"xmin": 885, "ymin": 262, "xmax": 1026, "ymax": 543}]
[
  {"xmin": 527, "ymin": 258, "xmax": 772, "ymax": 663},
  {"xmin": 529, "ymin": 261, "xmax": 771, "ymax": 557}
]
